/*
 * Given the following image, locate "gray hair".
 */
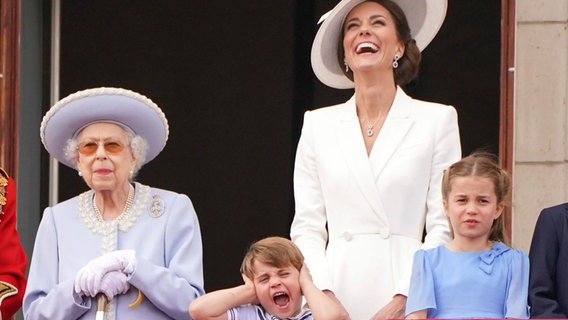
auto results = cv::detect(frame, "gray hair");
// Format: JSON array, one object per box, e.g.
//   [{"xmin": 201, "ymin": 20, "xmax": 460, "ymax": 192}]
[{"xmin": 64, "ymin": 130, "xmax": 149, "ymax": 181}]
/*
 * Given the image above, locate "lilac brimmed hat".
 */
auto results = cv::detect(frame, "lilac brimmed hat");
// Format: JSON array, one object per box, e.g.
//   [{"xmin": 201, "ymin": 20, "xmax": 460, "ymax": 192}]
[
  {"xmin": 311, "ymin": 0, "xmax": 447, "ymax": 89},
  {"xmin": 40, "ymin": 87, "xmax": 169, "ymax": 168}
]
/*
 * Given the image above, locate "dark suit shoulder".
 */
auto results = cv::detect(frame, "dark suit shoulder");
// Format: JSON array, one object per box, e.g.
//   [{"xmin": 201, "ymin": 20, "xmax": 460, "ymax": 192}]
[
  {"xmin": 540, "ymin": 203, "xmax": 568, "ymax": 220},
  {"xmin": 534, "ymin": 203, "xmax": 568, "ymax": 240}
]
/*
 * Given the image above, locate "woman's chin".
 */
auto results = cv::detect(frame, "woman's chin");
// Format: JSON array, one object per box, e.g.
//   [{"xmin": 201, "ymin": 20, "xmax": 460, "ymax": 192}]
[{"xmin": 90, "ymin": 180, "xmax": 117, "ymax": 191}]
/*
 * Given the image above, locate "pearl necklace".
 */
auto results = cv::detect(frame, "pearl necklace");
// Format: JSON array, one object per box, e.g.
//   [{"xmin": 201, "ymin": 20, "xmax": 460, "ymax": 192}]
[{"xmin": 93, "ymin": 184, "xmax": 134, "ymax": 221}]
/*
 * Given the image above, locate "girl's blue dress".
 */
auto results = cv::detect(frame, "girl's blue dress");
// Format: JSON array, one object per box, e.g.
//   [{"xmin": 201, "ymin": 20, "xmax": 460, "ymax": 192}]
[{"xmin": 406, "ymin": 242, "xmax": 530, "ymax": 318}]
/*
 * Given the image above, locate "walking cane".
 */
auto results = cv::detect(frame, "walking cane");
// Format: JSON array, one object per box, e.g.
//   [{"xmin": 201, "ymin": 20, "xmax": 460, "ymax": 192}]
[
  {"xmin": 94, "ymin": 289, "xmax": 144, "ymax": 319},
  {"xmin": 95, "ymin": 293, "xmax": 108, "ymax": 320}
]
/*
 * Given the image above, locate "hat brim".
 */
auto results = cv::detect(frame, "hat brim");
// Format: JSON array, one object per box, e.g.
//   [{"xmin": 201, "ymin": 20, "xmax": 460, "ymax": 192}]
[
  {"xmin": 40, "ymin": 87, "xmax": 169, "ymax": 169},
  {"xmin": 311, "ymin": 0, "xmax": 447, "ymax": 89}
]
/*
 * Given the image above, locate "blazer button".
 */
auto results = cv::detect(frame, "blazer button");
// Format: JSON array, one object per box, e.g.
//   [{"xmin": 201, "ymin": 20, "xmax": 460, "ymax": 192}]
[
  {"xmin": 379, "ymin": 228, "xmax": 390, "ymax": 239},
  {"xmin": 343, "ymin": 232, "xmax": 353, "ymax": 241}
]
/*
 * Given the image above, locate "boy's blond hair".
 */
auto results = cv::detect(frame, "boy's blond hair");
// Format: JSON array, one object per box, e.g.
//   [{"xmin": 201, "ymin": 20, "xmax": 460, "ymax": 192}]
[{"xmin": 240, "ymin": 237, "xmax": 304, "ymax": 279}]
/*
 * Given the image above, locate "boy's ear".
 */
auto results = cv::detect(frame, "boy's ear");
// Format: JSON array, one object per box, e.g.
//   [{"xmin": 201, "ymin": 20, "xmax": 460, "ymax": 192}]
[{"xmin": 241, "ymin": 273, "xmax": 254, "ymax": 285}]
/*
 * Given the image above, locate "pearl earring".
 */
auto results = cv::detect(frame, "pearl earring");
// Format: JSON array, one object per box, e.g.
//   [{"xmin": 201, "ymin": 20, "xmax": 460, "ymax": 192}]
[{"xmin": 78, "ymin": 171, "xmax": 83, "ymax": 177}]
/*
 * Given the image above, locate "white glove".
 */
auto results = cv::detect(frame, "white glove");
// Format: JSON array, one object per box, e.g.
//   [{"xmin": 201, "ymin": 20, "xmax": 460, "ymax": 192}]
[
  {"xmin": 75, "ymin": 271, "xmax": 131, "ymax": 300},
  {"xmin": 74, "ymin": 250, "xmax": 136, "ymax": 297},
  {"xmin": 99, "ymin": 270, "xmax": 131, "ymax": 300}
]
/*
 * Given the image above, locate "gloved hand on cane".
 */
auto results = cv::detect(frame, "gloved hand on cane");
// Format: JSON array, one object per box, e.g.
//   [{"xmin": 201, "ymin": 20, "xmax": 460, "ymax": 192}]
[
  {"xmin": 74, "ymin": 250, "xmax": 136, "ymax": 298},
  {"xmin": 92, "ymin": 271, "xmax": 131, "ymax": 300}
]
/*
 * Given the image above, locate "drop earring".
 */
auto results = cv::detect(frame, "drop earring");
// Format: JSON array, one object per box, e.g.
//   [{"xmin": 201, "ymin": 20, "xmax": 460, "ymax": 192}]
[
  {"xmin": 392, "ymin": 55, "xmax": 400, "ymax": 69},
  {"xmin": 344, "ymin": 58, "xmax": 349, "ymax": 73}
]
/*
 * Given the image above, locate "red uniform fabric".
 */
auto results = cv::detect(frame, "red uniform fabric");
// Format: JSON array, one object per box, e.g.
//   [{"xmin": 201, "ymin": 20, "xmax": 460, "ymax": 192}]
[{"xmin": 0, "ymin": 170, "xmax": 27, "ymax": 320}]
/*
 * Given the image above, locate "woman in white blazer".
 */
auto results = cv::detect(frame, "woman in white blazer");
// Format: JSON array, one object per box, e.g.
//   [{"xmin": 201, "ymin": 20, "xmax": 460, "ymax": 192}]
[{"xmin": 290, "ymin": 1, "xmax": 461, "ymax": 319}]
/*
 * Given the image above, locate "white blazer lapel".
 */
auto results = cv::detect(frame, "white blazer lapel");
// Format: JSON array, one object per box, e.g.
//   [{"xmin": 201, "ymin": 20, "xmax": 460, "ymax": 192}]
[
  {"xmin": 335, "ymin": 97, "xmax": 389, "ymax": 226},
  {"xmin": 369, "ymin": 88, "xmax": 415, "ymax": 178}
]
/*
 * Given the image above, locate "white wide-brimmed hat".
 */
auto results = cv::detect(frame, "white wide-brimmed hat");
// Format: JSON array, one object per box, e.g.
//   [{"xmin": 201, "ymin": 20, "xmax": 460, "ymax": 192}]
[
  {"xmin": 311, "ymin": 0, "xmax": 447, "ymax": 89},
  {"xmin": 40, "ymin": 87, "xmax": 169, "ymax": 169}
]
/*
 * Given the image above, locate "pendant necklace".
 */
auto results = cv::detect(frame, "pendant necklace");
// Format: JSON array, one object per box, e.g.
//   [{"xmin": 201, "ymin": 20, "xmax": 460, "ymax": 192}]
[{"xmin": 361, "ymin": 116, "xmax": 382, "ymax": 137}]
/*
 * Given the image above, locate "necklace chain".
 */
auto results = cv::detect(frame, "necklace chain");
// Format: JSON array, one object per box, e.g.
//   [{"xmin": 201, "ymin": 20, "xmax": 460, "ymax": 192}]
[{"xmin": 93, "ymin": 184, "xmax": 134, "ymax": 221}]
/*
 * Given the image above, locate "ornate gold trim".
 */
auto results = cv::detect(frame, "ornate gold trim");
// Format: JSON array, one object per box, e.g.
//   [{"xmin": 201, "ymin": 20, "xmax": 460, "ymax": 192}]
[
  {"xmin": 0, "ymin": 280, "xmax": 18, "ymax": 303},
  {"xmin": 0, "ymin": 169, "xmax": 8, "ymax": 214}
]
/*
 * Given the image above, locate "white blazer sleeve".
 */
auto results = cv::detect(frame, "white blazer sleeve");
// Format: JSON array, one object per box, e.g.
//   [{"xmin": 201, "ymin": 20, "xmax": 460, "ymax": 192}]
[
  {"xmin": 395, "ymin": 105, "xmax": 461, "ymax": 295},
  {"xmin": 290, "ymin": 111, "xmax": 333, "ymax": 291}
]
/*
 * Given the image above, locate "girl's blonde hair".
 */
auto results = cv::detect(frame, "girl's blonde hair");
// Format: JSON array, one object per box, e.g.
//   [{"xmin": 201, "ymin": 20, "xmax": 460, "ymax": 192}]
[{"xmin": 441, "ymin": 152, "xmax": 511, "ymax": 245}]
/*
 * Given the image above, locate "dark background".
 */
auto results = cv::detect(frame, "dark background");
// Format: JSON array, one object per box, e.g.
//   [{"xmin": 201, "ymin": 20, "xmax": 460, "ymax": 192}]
[{"xmin": 41, "ymin": 0, "xmax": 501, "ymax": 291}]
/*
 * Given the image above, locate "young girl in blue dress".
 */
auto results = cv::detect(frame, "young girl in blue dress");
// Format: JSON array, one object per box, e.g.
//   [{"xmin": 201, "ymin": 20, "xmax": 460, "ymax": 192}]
[{"xmin": 405, "ymin": 152, "xmax": 530, "ymax": 319}]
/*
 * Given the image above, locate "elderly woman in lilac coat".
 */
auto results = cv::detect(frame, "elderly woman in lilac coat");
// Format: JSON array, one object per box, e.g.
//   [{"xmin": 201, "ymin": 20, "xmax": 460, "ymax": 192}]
[{"xmin": 24, "ymin": 87, "xmax": 204, "ymax": 319}]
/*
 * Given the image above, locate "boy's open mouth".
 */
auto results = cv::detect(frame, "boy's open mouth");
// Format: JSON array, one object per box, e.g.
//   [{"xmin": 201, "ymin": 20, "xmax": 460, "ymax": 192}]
[{"xmin": 273, "ymin": 292, "xmax": 290, "ymax": 307}]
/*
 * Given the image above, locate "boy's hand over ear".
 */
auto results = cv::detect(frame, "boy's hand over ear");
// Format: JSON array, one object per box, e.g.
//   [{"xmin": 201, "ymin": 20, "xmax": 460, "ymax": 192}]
[{"xmin": 241, "ymin": 273, "xmax": 260, "ymax": 305}]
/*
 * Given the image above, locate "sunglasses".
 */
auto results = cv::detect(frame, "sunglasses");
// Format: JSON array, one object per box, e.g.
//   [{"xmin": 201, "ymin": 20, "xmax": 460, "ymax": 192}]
[{"xmin": 77, "ymin": 139, "xmax": 127, "ymax": 156}]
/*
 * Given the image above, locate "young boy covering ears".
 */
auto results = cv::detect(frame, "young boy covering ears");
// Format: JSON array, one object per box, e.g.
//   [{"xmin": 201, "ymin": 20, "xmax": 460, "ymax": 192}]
[{"xmin": 189, "ymin": 236, "xmax": 350, "ymax": 320}]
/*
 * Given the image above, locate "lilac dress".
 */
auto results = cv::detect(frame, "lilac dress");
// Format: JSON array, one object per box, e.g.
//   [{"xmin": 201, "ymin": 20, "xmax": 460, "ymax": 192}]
[
  {"xmin": 23, "ymin": 182, "xmax": 204, "ymax": 319},
  {"xmin": 406, "ymin": 242, "xmax": 529, "ymax": 318}
]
